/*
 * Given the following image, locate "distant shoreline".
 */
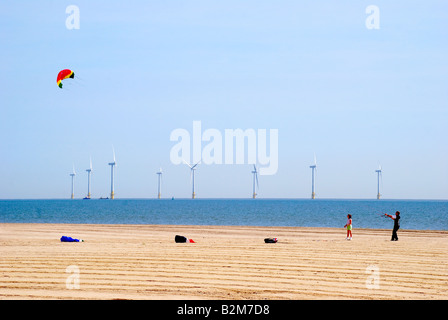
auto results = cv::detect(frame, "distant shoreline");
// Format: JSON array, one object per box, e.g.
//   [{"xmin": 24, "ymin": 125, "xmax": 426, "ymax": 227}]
[{"xmin": 2, "ymin": 222, "xmax": 448, "ymax": 233}]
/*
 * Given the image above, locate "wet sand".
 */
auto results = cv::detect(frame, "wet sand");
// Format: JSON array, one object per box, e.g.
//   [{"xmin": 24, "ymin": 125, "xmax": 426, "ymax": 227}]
[{"xmin": 0, "ymin": 223, "xmax": 447, "ymax": 300}]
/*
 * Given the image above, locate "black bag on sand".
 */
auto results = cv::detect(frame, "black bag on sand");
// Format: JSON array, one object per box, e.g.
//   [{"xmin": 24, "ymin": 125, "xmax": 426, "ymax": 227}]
[
  {"xmin": 264, "ymin": 238, "xmax": 278, "ymax": 243},
  {"xmin": 175, "ymin": 235, "xmax": 188, "ymax": 243}
]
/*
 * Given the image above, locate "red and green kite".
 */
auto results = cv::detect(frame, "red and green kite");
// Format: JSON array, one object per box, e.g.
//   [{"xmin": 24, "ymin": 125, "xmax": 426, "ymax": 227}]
[{"xmin": 57, "ymin": 69, "xmax": 74, "ymax": 88}]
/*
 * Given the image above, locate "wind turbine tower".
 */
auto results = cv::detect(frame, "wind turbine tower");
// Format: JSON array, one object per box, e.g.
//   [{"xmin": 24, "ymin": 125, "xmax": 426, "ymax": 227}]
[
  {"xmin": 85, "ymin": 158, "xmax": 92, "ymax": 199},
  {"xmin": 251, "ymin": 165, "xmax": 259, "ymax": 199},
  {"xmin": 183, "ymin": 159, "xmax": 200, "ymax": 199},
  {"xmin": 108, "ymin": 148, "xmax": 116, "ymax": 200},
  {"xmin": 310, "ymin": 155, "xmax": 317, "ymax": 199},
  {"xmin": 156, "ymin": 168, "xmax": 162, "ymax": 199},
  {"xmin": 70, "ymin": 165, "xmax": 76, "ymax": 199},
  {"xmin": 375, "ymin": 165, "xmax": 382, "ymax": 200}
]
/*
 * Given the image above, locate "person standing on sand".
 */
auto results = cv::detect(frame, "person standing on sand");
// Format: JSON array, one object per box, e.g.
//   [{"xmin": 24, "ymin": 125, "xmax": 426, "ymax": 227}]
[
  {"xmin": 385, "ymin": 211, "xmax": 400, "ymax": 241},
  {"xmin": 344, "ymin": 214, "xmax": 352, "ymax": 240}
]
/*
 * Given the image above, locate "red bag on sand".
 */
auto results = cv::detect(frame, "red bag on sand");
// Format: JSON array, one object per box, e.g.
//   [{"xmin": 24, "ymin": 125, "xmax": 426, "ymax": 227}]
[{"xmin": 175, "ymin": 235, "xmax": 195, "ymax": 243}]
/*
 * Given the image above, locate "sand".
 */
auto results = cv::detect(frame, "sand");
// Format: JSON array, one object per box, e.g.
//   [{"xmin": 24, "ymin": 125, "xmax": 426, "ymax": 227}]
[{"xmin": 0, "ymin": 223, "xmax": 447, "ymax": 300}]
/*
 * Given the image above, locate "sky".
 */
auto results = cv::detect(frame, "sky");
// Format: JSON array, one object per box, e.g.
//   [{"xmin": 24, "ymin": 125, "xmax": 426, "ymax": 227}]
[{"xmin": 0, "ymin": 0, "xmax": 447, "ymax": 200}]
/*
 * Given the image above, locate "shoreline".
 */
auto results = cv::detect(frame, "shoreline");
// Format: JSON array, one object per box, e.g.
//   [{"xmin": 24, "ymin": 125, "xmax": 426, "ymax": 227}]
[
  {"xmin": 1, "ymin": 223, "xmax": 447, "ymax": 300},
  {"xmin": 2, "ymin": 221, "xmax": 447, "ymax": 233}
]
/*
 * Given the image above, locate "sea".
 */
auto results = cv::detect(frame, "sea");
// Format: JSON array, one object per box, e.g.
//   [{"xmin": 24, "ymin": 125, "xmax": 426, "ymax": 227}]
[{"xmin": 0, "ymin": 199, "xmax": 447, "ymax": 231}]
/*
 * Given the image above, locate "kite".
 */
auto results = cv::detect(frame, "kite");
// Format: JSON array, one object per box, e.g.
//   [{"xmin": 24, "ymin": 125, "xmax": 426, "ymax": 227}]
[{"xmin": 57, "ymin": 69, "xmax": 74, "ymax": 88}]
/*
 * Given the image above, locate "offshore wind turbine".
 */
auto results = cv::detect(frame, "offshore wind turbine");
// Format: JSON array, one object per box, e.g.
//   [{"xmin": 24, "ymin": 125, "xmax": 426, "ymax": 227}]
[
  {"xmin": 183, "ymin": 159, "xmax": 201, "ymax": 199},
  {"xmin": 375, "ymin": 165, "xmax": 382, "ymax": 199},
  {"xmin": 310, "ymin": 154, "xmax": 317, "ymax": 199},
  {"xmin": 70, "ymin": 164, "xmax": 76, "ymax": 199},
  {"xmin": 251, "ymin": 164, "xmax": 259, "ymax": 199},
  {"xmin": 156, "ymin": 168, "xmax": 162, "ymax": 199},
  {"xmin": 108, "ymin": 148, "xmax": 116, "ymax": 200},
  {"xmin": 85, "ymin": 157, "xmax": 92, "ymax": 199}
]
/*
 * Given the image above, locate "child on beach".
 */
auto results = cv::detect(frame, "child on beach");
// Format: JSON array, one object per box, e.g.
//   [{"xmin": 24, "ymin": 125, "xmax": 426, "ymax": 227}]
[
  {"xmin": 384, "ymin": 211, "xmax": 400, "ymax": 241},
  {"xmin": 344, "ymin": 214, "xmax": 352, "ymax": 240}
]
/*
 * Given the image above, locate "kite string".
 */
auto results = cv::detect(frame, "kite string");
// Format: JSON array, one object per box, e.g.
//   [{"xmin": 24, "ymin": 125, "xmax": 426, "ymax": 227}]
[{"xmin": 75, "ymin": 75, "xmax": 86, "ymax": 83}]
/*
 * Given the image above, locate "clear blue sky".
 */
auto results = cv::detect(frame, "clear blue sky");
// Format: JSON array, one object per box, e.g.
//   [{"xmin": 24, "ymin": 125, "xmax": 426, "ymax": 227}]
[{"xmin": 0, "ymin": 1, "xmax": 447, "ymax": 199}]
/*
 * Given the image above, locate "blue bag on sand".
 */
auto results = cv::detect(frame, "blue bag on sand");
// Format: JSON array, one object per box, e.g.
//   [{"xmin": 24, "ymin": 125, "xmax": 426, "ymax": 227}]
[{"xmin": 60, "ymin": 236, "xmax": 83, "ymax": 242}]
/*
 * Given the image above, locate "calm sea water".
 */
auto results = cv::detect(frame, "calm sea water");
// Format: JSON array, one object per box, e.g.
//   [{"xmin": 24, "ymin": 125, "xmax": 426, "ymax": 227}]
[{"xmin": 0, "ymin": 199, "xmax": 447, "ymax": 230}]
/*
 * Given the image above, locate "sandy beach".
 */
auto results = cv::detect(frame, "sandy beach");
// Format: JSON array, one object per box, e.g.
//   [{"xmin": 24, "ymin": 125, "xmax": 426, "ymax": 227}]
[{"xmin": 0, "ymin": 223, "xmax": 446, "ymax": 300}]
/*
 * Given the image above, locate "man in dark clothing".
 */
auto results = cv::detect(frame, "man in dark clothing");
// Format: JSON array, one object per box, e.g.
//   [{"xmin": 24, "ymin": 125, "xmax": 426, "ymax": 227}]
[{"xmin": 385, "ymin": 211, "xmax": 401, "ymax": 241}]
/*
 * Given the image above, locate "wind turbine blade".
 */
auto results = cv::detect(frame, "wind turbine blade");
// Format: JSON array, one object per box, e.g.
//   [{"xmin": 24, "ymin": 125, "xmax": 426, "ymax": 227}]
[
  {"xmin": 255, "ymin": 172, "xmax": 259, "ymax": 190},
  {"xmin": 182, "ymin": 158, "xmax": 192, "ymax": 168},
  {"xmin": 252, "ymin": 164, "xmax": 259, "ymax": 190},
  {"xmin": 380, "ymin": 169, "xmax": 383, "ymax": 193},
  {"xmin": 191, "ymin": 159, "xmax": 202, "ymax": 169},
  {"xmin": 90, "ymin": 157, "xmax": 92, "ymax": 170},
  {"xmin": 112, "ymin": 145, "xmax": 117, "ymax": 168}
]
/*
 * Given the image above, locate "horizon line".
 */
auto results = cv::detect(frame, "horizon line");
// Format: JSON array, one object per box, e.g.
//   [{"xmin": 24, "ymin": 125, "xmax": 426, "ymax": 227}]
[{"xmin": 0, "ymin": 197, "xmax": 447, "ymax": 201}]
